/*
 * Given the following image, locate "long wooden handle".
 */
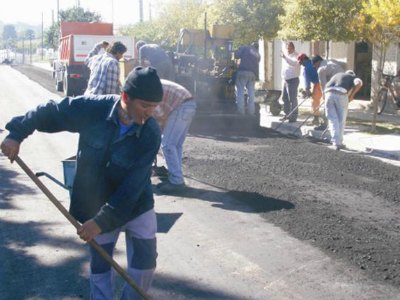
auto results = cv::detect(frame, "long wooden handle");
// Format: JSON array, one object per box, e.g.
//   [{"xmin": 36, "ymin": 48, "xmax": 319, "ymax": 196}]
[{"xmin": 14, "ymin": 156, "xmax": 151, "ymax": 300}]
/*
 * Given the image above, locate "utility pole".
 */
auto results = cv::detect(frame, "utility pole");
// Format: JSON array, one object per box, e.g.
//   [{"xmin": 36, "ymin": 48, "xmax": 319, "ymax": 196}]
[
  {"xmin": 111, "ymin": 0, "xmax": 114, "ymax": 24},
  {"xmin": 22, "ymin": 38, "xmax": 25, "ymax": 64},
  {"xmin": 57, "ymin": 0, "xmax": 60, "ymax": 24},
  {"xmin": 149, "ymin": 0, "xmax": 152, "ymax": 21},
  {"xmin": 139, "ymin": 0, "xmax": 143, "ymax": 22},
  {"xmin": 41, "ymin": 12, "xmax": 44, "ymax": 61}
]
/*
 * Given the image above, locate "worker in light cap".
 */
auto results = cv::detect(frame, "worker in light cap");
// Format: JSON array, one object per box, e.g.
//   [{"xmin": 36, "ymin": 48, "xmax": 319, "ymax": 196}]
[{"xmin": 1, "ymin": 66, "xmax": 164, "ymax": 299}]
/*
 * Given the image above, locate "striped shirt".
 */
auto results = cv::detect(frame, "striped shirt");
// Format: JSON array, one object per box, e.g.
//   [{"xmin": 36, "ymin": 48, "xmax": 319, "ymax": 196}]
[
  {"xmin": 153, "ymin": 79, "xmax": 193, "ymax": 120},
  {"xmin": 85, "ymin": 43, "xmax": 121, "ymax": 95}
]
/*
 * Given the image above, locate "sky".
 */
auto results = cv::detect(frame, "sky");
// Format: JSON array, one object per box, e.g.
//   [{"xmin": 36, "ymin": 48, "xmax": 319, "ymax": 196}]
[{"xmin": 0, "ymin": 0, "xmax": 152, "ymax": 28}]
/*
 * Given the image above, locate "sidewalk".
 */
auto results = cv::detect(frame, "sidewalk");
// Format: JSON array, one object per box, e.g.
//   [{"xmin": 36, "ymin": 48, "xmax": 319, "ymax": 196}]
[{"xmin": 260, "ymin": 98, "xmax": 400, "ymax": 165}]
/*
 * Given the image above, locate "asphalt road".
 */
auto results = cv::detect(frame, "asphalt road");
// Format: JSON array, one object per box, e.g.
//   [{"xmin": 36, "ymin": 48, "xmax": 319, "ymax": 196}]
[{"xmin": 1, "ymin": 64, "xmax": 400, "ymax": 299}]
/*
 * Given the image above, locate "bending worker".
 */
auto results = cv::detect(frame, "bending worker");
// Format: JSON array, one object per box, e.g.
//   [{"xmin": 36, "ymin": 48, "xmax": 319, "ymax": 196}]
[{"xmin": 154, "ymin": 79, "xmax": 197, "ymax": 194}]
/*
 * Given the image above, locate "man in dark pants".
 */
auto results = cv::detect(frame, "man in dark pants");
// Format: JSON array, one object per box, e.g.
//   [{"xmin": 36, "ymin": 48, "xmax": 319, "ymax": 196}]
[
  {"xmin": 234, "ymin": 42, "xmax": 261, "ymax": 115},
  {"xmin": 280, "ymin": 41, "xmax": 301, "ymax": 122},
  {"xmin": 1, "ymin": 67, "xmax": 163, "ymax": 300}
]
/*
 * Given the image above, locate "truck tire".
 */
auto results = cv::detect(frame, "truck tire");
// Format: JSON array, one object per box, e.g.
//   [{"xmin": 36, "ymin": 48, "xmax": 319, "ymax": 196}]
[
  {"xmin": 56, "ymin": 79, "xmax": 63, "ymax": 92},
  {"xmin": 63, "ymin": 76, "xmax": 75, "ymax": 96}
]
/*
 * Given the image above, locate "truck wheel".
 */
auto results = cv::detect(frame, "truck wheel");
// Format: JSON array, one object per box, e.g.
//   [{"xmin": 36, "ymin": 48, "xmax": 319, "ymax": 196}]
[
  {"xmin": 63, "ymin": 76, "xmax": 75, "ymax": 96},
  {"xmin": 56, "ymin": 79, "xmax": 63, "ymax": 92}
]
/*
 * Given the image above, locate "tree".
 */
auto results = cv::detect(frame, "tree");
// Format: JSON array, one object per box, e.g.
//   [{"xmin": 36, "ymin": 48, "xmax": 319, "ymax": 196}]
[
  {"xmin": 58, "ymin": 6, "xmax": 102, "ymax": 23},
  {"xmin": 25, "ymin": 29, "xmax": 35, "ymax": 40},
  {"xmin": 122, "ymin": 0, "xmax": 207, "ymax": 49},
  {"xmin": 2, "ymin": 24, "xmax": 17, "ymax": 48},
  {"xmin": 353, "ymin": 0, "xmax": 400, "ymax": 131},
  {"xmin": 208, "ymin": 0, "xmax": 283, "ymax": 45},
  {"xmin": 44, "ymin": 6, "xmax": 102, "ymax": 49},
  {"xmin": 279, "ymin": 0, "xmax": 361, "ymax": 56},
  {"xmin": 45, "ymin": 23, "xmax": 60, "ymax": 50}
]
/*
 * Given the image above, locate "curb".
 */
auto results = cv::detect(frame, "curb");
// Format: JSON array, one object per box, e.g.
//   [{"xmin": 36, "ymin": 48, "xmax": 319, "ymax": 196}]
[{"xmin": 261, "ymin": 112, "xmax": 400, "ymax": 162}]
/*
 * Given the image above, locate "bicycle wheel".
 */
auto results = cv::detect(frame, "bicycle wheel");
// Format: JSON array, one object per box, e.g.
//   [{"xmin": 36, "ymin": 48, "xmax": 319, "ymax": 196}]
[{"xmin": 377, "ymin": 88, "xmax": 388, "ymax": 115}]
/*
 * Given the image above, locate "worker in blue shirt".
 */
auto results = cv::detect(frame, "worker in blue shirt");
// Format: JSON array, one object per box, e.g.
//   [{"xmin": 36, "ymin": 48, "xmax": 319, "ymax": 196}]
[
  {"xmin": 1, "ymin": 67, "xmax": 164, "ymax": 300},
  {"xmin": 298, "ymin": 53, "xmax": 322, "ymax": 126}
]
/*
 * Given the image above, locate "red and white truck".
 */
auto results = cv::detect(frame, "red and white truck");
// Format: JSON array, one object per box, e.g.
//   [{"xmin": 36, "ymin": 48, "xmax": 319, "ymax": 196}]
[{"xmin": 53, "ymin": 22, "xmax": 136, "ymax": 96}]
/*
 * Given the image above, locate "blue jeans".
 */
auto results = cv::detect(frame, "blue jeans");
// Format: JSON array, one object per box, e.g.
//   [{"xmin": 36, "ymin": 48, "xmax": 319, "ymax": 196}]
[
  {"xmin": 162, "ymin": 99, "xmax": 196, "ymax": 185},
  {"xmin": 282, "ymin": 77, "xmax": 299, "ymax": 121},
  {"xmin": 89, "ymin": 209, "xmax": 157, "ymax": 300},
  {"xmin": 235, "ymin": 71, "xmax": 256, "ymax": 115},
  {"xmin": 325, "ymin": 92, "xmax": 348, "ymax": 146}
]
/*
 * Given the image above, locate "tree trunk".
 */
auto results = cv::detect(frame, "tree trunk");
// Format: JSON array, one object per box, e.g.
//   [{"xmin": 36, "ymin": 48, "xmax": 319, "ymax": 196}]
[{"xmin": 371, "ymin": 43, "xmax": 387, "ymax": 133}]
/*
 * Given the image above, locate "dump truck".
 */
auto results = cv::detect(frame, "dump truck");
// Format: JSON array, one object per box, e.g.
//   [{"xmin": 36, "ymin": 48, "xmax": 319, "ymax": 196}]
[{"xmin": 53, "ymin": 22, "xmax": 136, "ymax": 96}]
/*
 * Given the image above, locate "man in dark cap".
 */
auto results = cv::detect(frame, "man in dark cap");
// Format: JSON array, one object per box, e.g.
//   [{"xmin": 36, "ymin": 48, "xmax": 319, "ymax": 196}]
[{"xmin": 1, "ymin": 66, "xmax": 163, "ymax": 299}]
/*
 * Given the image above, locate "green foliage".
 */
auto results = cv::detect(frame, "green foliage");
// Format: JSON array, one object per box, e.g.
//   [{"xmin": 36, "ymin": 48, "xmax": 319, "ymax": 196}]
[
  {"xmin": 59, "ymin": 7, "xmax": 102, "ymax": 23},
  {"xmin": 44, "ymin": 6, "xmax": 103, "ymax": 49},
  {"xmin": 354, "ymin": 0, "xmax": 400, "ymax": 48},
  {"xmin": 208, "ymin": 0, "xmax": 283, "ymax": 44},
  {"xmin": 279, "ymin": 0, "xmax": 360, "ymax": 42},
  {"xmin": 120, "ymin": 21, "xmax": 165, "ymax": 47},
  {"xmin": 25, "ymin": 29, "xmax": 35, "ymax": 40},
  {"xmin": 123, "ymin": 0, "xmax": 207, "ymax": 49},
  {"xmin": 45, "ymin": 23, "xmax": 60, "ymax": 50},
  {"xmin": 2, "ymin": 24, "xmax": 17, "ymax": 48},
  {"xmin": 123, "ymin": 0, "xmax": 283, "ymax": 49}
]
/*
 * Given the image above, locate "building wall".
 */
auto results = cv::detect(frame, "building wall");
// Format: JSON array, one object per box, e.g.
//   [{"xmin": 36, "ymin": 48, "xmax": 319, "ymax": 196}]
[{"xmin": 260, "ymin": 40, "xmax": 360, "ymax": 91}]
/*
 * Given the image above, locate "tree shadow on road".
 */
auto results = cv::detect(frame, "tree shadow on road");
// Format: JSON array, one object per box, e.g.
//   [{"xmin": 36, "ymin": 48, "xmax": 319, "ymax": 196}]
[
  {"xmin": 0, "ymin": 219, "xmax": 90, "ymax": 299},
  {"xmin": 0, "ymin": 162, "xmax": 36, "ymax": 209},
  {"xmin": 0, "ymin": 159, "xmax": 90, "ymax": 298}
]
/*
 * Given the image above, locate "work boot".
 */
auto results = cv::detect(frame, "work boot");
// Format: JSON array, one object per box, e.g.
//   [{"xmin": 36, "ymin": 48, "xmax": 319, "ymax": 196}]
[
  {"xmin": 152, "ymin": 165, "xmax": 169, "ymax": 177},
  {"xmin": 157, "ymin": 182, "xmax": 186, "ymax": 194}
]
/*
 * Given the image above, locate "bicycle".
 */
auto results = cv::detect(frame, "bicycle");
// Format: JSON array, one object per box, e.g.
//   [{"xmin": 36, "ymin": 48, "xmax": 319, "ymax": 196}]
[{"xmin": 377, "ymin": 71, "xmax": 400, "ymax": 114}]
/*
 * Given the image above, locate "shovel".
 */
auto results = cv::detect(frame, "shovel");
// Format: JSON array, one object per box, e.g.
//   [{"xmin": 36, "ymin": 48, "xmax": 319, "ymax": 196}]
[{"xmin": 13, "ymin": 156, "xmax": 151, "ymax": 300}]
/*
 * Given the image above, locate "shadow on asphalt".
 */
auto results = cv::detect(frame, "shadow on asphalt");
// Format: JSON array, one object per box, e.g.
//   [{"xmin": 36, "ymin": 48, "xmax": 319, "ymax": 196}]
[
  {"xmin": 157, "ymin": 212, "xmax": 183, "ymax": 233},
  {"xmin": 189, "ymin": 125, "xmax": 294, "ymax": 142},
  {"xmin": 152, "ymin": 273, "xmax": 245, "ymax": 299},
  {"xmin": 153, "ymin": 184, "xmax": 294, "ymax": 214}
]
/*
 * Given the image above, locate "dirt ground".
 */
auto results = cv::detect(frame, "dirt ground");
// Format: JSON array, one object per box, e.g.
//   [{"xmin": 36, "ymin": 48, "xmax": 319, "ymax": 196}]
[{"xmin": 13, "ymin": 64, "xmax": 400, "ymax": 289}]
